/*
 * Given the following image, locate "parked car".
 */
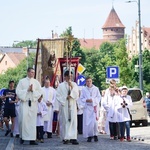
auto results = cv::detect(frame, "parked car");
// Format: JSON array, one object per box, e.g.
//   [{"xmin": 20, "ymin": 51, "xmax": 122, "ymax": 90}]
[{"xmin": 127, "ymin": 88, "xmax": 148, "ymax": 126}]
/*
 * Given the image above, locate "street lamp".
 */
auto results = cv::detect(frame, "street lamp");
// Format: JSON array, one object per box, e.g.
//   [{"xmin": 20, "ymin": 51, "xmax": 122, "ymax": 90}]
[{"xmin": 126, "ymin": 0, "xmax": 143, "ymax": 91}]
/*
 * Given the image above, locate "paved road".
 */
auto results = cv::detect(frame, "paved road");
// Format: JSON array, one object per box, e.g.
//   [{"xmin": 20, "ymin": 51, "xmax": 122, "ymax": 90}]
[
  {"xmin": 0, "ymin": 129, "xmax": 12, "ymax": 150},
  {"xmin": 1, "ymin": 117, "xmax": 150, "ymax": 150},
  {"xmin": 13, "ymin": 133, "xmax": 149, "ymax": 150}
]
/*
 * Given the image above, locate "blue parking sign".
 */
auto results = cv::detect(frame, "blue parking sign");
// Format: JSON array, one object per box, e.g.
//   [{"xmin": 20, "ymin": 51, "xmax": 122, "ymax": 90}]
[{"xmin": 106, "ymin": 66, "xmax": 119, "ymax": 78}]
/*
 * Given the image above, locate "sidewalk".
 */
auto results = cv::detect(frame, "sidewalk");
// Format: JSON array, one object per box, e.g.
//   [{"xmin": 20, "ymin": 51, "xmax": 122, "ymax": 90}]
[{"xmin": 0, "ymin": 128, "xmax": 14, "ymax": 150}]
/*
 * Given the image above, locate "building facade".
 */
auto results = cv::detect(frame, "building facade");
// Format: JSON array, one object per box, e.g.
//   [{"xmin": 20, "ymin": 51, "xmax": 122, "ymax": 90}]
[{"xmin": 127, "ymin": 21, "xmax": 150, "ymax": 59}]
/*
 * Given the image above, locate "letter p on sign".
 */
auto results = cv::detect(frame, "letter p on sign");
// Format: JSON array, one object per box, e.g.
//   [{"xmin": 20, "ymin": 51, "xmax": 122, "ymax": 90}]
[{"xmin": 110, "ymin": 68, "xmax": 116, "ymax": 77}]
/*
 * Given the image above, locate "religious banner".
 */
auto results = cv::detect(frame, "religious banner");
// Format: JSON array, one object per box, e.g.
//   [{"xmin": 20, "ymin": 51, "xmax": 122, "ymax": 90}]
[{"xmin": 35, "ymin": 38, "xmax": 65, "ymax": 86}]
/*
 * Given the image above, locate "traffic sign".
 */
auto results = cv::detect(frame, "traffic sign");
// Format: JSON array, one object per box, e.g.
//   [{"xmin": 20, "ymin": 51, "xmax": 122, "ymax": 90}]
[
  {"xmin": 77, "ymin": 63, "xmax": 85, "ymax": 74},
  {"xmin": 77, "ymin": 74, "xmax": 86, "ymax": 86},
  {"xmin": 0, "ymin": 88, "xmax": 5, "ymax": 96},
  {"xmin": 106, "ymin": 66, "xmax": 119, "ymax": 78},
  {"xmin": 106, "ymin": 66, "xmax": 119, "ymax": 83}
]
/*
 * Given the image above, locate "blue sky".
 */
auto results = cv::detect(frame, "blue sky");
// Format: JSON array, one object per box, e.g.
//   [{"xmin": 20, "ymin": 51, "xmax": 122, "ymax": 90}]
[{"xmin": 0, "ymin": 0, "xmax": 149, "ymax": 46}]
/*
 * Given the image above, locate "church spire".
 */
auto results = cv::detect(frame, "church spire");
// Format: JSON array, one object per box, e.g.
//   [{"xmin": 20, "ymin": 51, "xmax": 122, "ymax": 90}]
[{"xmin": 102, "ymin": 6, "xmax": 125, "ymax": 42}]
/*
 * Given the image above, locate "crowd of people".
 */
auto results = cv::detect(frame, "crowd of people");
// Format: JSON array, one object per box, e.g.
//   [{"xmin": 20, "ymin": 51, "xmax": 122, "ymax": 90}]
[{"xmin": 0, "ymin": 67, "xmax": 149, "ymax": 146}]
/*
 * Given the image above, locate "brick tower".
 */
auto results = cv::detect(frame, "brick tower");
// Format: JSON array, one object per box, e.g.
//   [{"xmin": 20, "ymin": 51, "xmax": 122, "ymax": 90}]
[{"xmin": 102, "ymin": 7, "xmax": 125, "ymax": 42}]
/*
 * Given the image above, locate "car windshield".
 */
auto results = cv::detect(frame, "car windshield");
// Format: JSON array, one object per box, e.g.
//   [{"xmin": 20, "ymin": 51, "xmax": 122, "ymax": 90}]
[{"xmin": 127, "ymin": 90, "xmax": 142, "ymax": 102}]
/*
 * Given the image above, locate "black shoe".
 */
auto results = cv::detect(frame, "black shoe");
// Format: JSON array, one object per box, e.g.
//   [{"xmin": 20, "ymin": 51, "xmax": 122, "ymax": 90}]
[
  {"xmin": 70, "ymin": 139, "xmax": 73, "ymax": 143},
  {"xmin": 5, "ymin": 129, "xmax": 11, "ymax": 136},
  {"xmin": 47, "ymin": 132, "xmax": 52, "ymax": 138},
  {"xmin": 87, "ymin": 137, "xmax": 92, "ymax": 142},
  {"xmin": 30, "ymin": 141, "xmax": 38, "ymax": 145},
  {"xmin": 16, "ymin": 134, "xmax": 20, "ymax": 138},
  {"xmin": 20, "ymin": 138, "xmax": 24, "ymax": 144},
  {"xmin": 71, "ymin": 139, "xmax": 79, "ymax": 145},
  {"xmin": 63, "ymin": 140, "xmax": 69, "ymax": 144},
  {"xmin": 78, "ymin": 132, "xmax": 83, "ymax": 134},
  {"xmin": 114, "ymin": 136, "xmax": 118, "ymax": 140},
  {"xmin": 10, "ymin": 132, "xmax": 13, "ymax": 137},
  {"xmin": 94, "ymin": 136, "xmax": 98, "ymax": 142}
]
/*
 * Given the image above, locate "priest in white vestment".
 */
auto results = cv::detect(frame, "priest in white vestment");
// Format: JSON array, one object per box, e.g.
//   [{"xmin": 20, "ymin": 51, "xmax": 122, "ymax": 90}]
[
  {"xmin": 16, "ymin": 67, "xmax": 42, "ymax": 145},
  {"xmin": 80, "ymin": 77, "xmax": 101, "ymax": 142},
  {"xmin": 56, "ymin": 70, "xmax": 79, "ymax": 145},
  {"xmin": 42, "ymin": 77, "xmax": 56, "ymax": 138}
]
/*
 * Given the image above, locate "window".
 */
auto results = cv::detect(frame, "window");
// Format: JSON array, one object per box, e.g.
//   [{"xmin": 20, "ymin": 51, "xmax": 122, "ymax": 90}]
[
  {"xmin": 5, "ymin": 61, "xmax": 7, "ymax": 65},
  {"xmin": 128, "ymin": 90, "xmax": 142, "ymax": 102}
]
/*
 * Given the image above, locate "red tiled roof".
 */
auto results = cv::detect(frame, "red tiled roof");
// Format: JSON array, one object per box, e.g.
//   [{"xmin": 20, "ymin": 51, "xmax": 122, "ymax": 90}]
[
  {"xmin": 79, "ymin": 39, "xmax": 108, "ymax": 50},
  {"xmin": 102, "ymin": 7, "xmax": 125, "ymax": 29},
  {"xmin": 7, "ymin": 53, "xmax": 26, "ymax": 65}
]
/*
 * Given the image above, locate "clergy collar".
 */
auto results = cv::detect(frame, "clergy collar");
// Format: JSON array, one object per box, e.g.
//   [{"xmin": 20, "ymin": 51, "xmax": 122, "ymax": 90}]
[
  {"xmin": 64, "ymin": 81, "xmax": 71, "ymax": 84},
  {"xmin": 26, "ymin": 76, "xmax": 34, "ymax": 80},
  {"xmin": 86, "ymin": 84, "xmax": 93, "ymax": 89}
]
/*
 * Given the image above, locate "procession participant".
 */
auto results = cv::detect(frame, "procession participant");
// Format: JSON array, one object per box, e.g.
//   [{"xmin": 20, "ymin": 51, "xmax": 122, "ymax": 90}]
[
  {"xmin": 53, "ymin": 76, "xmax": 60, "ymax": 135},
  {"xmin": 56, "ymin": 70, "xmax": 79, "ymax": 145},
  {"xmin": 116, "ymin": 86, "xmax": 133, "ymax": 142},
  {"xmin": 3, "ymin": 80, "xmax": 18, "ymax": 137},
  {"xmin": 98, "ymin": 90, "xmax": 107, "ymax": 134},
  {"xmin": 103, "ymin": 79, "xmax": 118, "ymax": 135},
  {"xmin": 16, "ymin": 67, "xmax": 42, "ymax": 145},
  {"xmin": 53, "ymin": 88, "xmax": 60, "ymax": 136},
  {"xmin": 36, "ymin": 95, "xmax": 47, "ymax": 143},
  {"xmin": 104, "ymin": 79, "xmax": 117, "ymax": 96},
  {"xmin": 103, "ymin": 85, "xmax": 119, "ymax": 140},
  {"xmin": 77, "ymin": 88, "xmax": 84, "ymax": 134},
  {"xmin": 80, "ymin": 77, "xmax": 101, "ymax": 142},
  {"xmin": 13, "ymin": 99, "xmax": 20, "ymax": 137},
  {"xmin": 42, "ymin": 77, "xmax": 56, "ymax": 138},
  {"xmin": 144, "ymin": 92, "xmax": 150, "ymax": 116},
  {"xmin": 0, "ymin": 95, "xmax": 4, "ymax": 130}
]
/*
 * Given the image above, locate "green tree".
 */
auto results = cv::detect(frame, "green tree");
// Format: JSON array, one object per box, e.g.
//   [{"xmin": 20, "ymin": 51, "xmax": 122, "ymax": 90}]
[
  {"xmin": 99, "ymin": 42, "xmax": 116, "ymax": 62},
  {"xmin": 143, "ymin": 49, "xmax": 150, "ymax": 84},
  {"xmin": 114, "ymin": 39, "xmax": 132, "ymax": 86},
  {"xmin": 12, "ymin": 40, "xmax": 37, "ymax": 48},
  {"xmin": 83, "ymin": 49, "xmax": 110, "ymax": 91},
  {"xmin": 60, "ymin": 26, "xmax": 86, "ymax": 64},
  {"xmin": 126, "ymin": 48, "xmax": 150, "ymax": 93},
  {"xmin": 142, "ymin": 49, "xmax": 150, "ymax": 92}
]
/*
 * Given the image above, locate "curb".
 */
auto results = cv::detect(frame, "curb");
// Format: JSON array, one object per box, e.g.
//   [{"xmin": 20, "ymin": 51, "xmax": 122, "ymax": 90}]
[{"xmin": 6, "ymin": 138, "xmax": 15, "ymax": 150}]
